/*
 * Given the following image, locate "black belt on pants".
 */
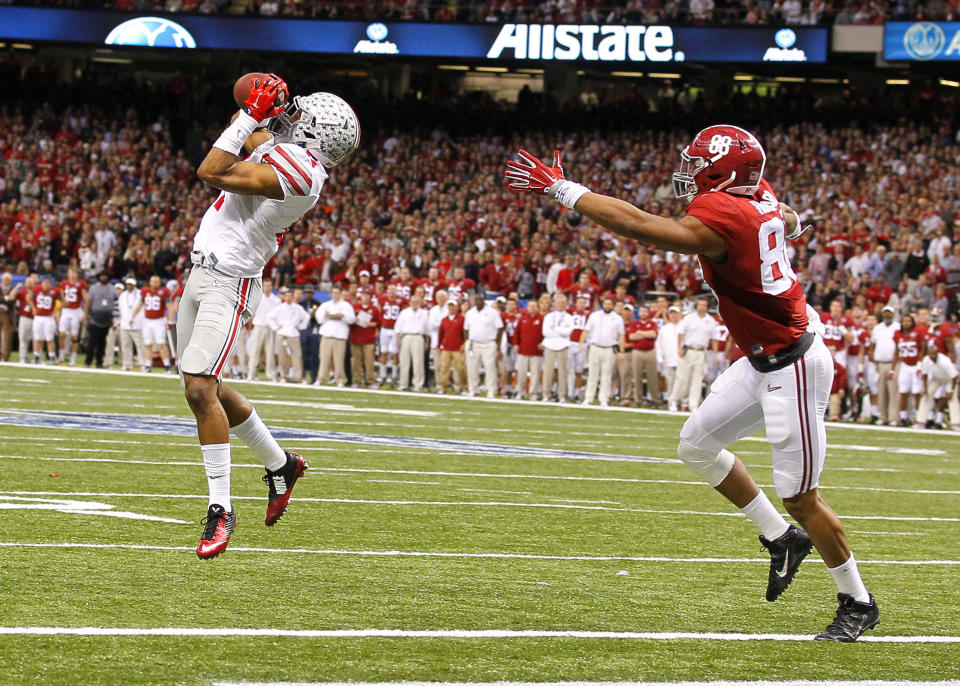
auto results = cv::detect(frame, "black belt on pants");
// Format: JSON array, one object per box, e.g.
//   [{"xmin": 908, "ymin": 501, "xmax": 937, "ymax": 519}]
[{"xmin": 748, "ymin": 331, "xmax": 815, "ymax": 373}]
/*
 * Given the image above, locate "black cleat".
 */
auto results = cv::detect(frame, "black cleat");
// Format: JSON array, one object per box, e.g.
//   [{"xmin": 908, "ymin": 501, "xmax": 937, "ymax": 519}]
[
  {"xmin": 759, "ymin": 525, "xmax": 813, "ymax": 602},
  {"xmin": 263, "ymin": 451, "xmax": 308, "ymax": 526},
  {"xmin": 815, "ymin": 593, "xmax": 880, "ymax": 642}
]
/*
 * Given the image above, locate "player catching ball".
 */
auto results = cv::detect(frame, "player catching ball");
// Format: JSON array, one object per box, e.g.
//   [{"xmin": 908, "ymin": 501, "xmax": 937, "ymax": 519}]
[
  {"xmin": 505, "ymin": 125, "xmax": 879, "ymax": 642},
  {"xmin": 182, "ymin": 73, "xmax": 360, "ymax": 559}
]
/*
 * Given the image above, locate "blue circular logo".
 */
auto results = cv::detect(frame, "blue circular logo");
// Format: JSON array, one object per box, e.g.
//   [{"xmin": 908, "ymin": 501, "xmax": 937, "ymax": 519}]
[
  {"xmin": 104, "ymin": 17, "xmax": 196, "ymax": 48},
  {"xmin": 774, "ymin": 28, "xmax": 797, "ymax": 49},
  {"xmin": 366, "ymin": 23, "xmax": 389, "ymax": 42},
  {"xmin": 904, "ymin": 22, "xmax": 945, "ymax": 60}
]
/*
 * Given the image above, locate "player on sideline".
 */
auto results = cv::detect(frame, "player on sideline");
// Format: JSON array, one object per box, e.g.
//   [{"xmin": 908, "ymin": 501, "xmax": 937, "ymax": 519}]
[
  {"xmin": 505, "ymin": 125, "xmax": 879, "ymax": 642},
  {"xmin": 182, "ymin": 74, "xmax": 360, "ymax": 559}
]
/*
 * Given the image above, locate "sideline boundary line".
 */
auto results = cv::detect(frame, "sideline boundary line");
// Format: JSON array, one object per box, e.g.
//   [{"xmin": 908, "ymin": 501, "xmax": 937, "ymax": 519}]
[
  {"xmin": 0, "ymin": 626, "xmax": 958, "ymax": 642},
  {"xmin": 2, "ymin": 541, "xmax": 958, "ymax": 565},
  {"xmin": 210, "ymin": 682, "xmax": 960, "ymax": 686},
  {"xmin": 3, "ymin": 361, "xmax": 960, "ymax": 435}
]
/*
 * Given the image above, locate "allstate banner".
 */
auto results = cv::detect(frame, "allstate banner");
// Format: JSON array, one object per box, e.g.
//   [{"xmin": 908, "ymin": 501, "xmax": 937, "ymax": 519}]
[
  {"xmin": 0, "ymin": 7, "xmax": 827, "ymax": 63},
  {"xmin": 885, "ymin": 21, "xmax": 960, "ymax": 60}
]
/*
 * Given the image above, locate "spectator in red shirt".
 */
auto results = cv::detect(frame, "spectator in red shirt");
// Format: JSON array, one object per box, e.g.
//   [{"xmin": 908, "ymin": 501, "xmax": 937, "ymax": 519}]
[
  {"xmin": 512, "ymin": 299, "xmax": 544, "ymax": 400},
  {"xmin": 436, "ymin": 298, "xmax": 466, "ymax": 393},
  {"xmin": 349, "ymin": 290, "xmax": 381, "ymax": 388}
]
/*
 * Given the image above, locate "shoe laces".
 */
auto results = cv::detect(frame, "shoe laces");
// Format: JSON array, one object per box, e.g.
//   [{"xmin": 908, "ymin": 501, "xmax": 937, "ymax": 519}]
[{"xmin": 201, "ymin": 506, "xmax": 225, "ymax": 539}]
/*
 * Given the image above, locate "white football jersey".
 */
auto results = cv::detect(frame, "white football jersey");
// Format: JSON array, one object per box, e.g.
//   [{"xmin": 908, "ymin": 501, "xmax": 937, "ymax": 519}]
[{"xmin": 192, "ymin": 140, "xmax": 327, "ymax": 278}]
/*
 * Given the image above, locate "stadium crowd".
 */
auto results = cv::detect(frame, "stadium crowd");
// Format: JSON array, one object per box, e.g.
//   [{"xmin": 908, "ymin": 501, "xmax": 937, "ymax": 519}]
[
  {"xmin": 0, "ymin": 65, "xmax": 959, "ymax": 426},
  {"xmin": 7, "ymin": 0, "xmax": 956, "ymax": 25}
]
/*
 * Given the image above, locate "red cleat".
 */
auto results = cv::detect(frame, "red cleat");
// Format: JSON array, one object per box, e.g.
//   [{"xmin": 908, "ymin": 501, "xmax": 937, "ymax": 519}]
[
  {"xmin": 196, "ymin": 504, "xmax": 236, "ymax": 559},
  {"xmin": 263, "ymin": 451, "xmax": 308, "ymax": 526}
]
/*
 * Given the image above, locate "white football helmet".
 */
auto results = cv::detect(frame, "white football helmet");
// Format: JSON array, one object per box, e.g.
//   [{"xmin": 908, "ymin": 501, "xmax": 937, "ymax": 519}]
[{"xmin": 270, "ymin": 92, "xmax": 360, "ymax": 167}]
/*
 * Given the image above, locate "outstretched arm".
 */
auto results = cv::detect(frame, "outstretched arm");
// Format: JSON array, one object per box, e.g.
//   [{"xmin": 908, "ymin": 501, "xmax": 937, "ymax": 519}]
[
  {"xmin": 505, "ymin": 150, "xmax": 725, "ymax": 258},
  {"xmin": 574, "ymin": 193, "xmax": 725, "ymax": 257}
]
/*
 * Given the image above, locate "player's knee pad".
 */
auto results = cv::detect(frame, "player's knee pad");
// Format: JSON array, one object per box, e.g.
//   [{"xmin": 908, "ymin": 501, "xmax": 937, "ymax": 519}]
[
  {"xmin": 676, "ymin": 440, "xmax": 735, "ymax": 488},
  {"xmin": 180, "ymin": 343, "xmax": 213, "ymax": 377}
]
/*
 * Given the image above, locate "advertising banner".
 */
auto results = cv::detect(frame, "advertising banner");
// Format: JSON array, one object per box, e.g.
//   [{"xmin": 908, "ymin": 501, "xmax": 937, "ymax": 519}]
[
  {"xmin": 0, "ymin": 8, "xmax": 828, "ymax": 63},
  {"xmin": 884, "ymin": 21, "xmax": 960, "ymax": 61}
]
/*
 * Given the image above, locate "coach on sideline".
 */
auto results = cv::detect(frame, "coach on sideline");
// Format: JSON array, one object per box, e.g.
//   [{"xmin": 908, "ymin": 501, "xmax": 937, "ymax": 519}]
[
  {"xmin": 464, "ymin": 292, "xmax": 504, "ymax": 398},
  {"xmin": 581, "ymin": 296, "xmax": 625, "ymax": 408},
  {"xmin": 395, "ymin": 294, "xmax": 430, "ymax": 392},
  {"xmin": 670, "ymin": 297, "xmax": 718, "ymax": 412},
  {"xmin": 542, "ymin": 292, "xmax": 574, "ymax": 402}
]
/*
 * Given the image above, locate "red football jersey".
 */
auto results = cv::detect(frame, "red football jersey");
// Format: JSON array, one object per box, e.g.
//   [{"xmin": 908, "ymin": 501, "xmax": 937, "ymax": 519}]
[
  {"xmin": 391, "ymin": 278, "xmax": 414, "ymax": 301},
  {"xmin": 687, "ymin": 179, "xmax": 808, "ymax": 357},
  {"xmin": 501, "ymin": 310, "xmax": 521, "ymax": 343},
  {"xmin": 847, "ymin": 325, "xmax": 870, "ymax": 357},
  {"xmin": 894, "ymin": 328, "xmax": 924, "ymax": 366},
  {"xmin": 141, "ymin": 286, "xmax": 170, "ymax": 320},
  {"xmin": 32, "ymin": 285, "xmax": 60, "ymax": 317},
  {"xmin": 446, "ymin": 278, "xmax": 476, "ymax": 303},
  {"xmin": 415, "ymin": 278, "xmax": 446, "ymax": 306},
  {"xmin": 567, "ymin": 283, "xmax": 600, "ymax": 309},
  {"xmin": 377, "ymin": 295, "xmax": 407, "ymax": 329},
  {"xmin": 568, "ymin": 307, "xmax": 589, "ymax": 343},
  {"xmin": 933, "ymin": 321, "xmax": 956, "ymax": 354},
  {"xmin": 820, "ymin": 313, "xmax": 852, "ymax": 352},
  {"xmin": 59, "ymin": 279, "xmax": 87, "ymax": 310}
]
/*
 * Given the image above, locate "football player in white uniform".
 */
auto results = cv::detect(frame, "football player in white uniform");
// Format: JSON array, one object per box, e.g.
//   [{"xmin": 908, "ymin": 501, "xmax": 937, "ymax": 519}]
[{"xmin": 181, "ymin": 74, "xmax": 360, "ymax": 559}]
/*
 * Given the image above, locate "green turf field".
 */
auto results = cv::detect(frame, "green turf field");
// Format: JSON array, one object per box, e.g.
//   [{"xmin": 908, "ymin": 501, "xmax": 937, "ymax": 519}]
[{"xmin": 0, "ymin": 363, "xmax": 958, "ymax": 685}]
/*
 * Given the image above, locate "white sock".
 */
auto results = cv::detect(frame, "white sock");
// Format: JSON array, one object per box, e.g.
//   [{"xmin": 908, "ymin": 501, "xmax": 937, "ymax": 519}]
[
  {"xmin": 231, "ymin": 407, "xmax": 287, "ymax": 471},
  {"xmin": 162, "ymin": 357, "xmax": 171, "ymax": 367},
  {"xmin": 69, "ymin": 351, "xmax": 77, "ymax": 365},
  {"xmin": 828, "ymin": 552, "xmax": 871, "ymax": 603},
  {"xmin": 740, "ymin": 491, "xmax": 790, "ymax": 541},
  {"xmin": 201, "ymin": 443, "xmax": 231, "ymax": 511}
]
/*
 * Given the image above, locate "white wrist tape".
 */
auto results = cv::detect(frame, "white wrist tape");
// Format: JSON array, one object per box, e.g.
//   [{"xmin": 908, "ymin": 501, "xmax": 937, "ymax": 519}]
[
  {"xmin": 213, "ymin": 112, "xmax": 259, "ymax": 156},
  {"xmin": 548, "ymin": 179, "xmax": 591, "ymax": 210}
]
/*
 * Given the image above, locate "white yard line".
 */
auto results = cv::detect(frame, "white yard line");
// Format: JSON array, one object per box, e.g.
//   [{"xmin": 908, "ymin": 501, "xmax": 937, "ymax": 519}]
[
  {"xmin": 2, "ymin": 541, "xmax": 958, "ymax": 565},
  {"xmin": 3, "ymin": 456, "xmax": 959, "ymax": 497},
  {"xmin": 0, "ymin": 626, "xmax": 956, "ymax": 643},
  {"xmin": 2, "ymin": 489, "xmax": 959, "ymax": 522}
]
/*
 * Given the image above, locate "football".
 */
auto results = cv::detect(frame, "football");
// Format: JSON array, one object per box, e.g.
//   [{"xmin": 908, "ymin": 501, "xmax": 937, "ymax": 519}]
[{"xmin": 233, "ymin": 72, "xmax": 267, "ymax": 108}]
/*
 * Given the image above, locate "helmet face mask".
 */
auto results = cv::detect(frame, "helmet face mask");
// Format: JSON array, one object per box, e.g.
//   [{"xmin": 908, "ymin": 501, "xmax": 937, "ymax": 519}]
[
  {"xmin": 268, "ymin": 92, "xmax": 360, "ymax": 167},
  {"xmin": 672, "ymin": 124, "xmax": 766, "ymax": 200}
]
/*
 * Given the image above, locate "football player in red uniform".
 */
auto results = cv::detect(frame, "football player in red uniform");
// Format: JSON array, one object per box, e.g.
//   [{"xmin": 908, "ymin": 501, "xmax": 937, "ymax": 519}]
[
  {"xmin": 506, "ymin": 125, "xmax": 879, "ymax": 641},
  {"xmin": 29, "ymin": 277, "xmax": 61, "ymax": 364},
  {"xmin": 391, "ymin": 266, "xmax": 415, "ymax": 301},
  {"xmin": 377, "ymin": 283, "xmax": 407, "ymax": 385},
  {"xmin": 892, "ymin": 313, "xmax": 926, "ymax": 427},
  {"xmin": 141, "ymin": 275, "xmax": 175, "ymax": 372},
  {"xmin": 57, "ymin": 267, "xmax": 88, "ymax": 365}
]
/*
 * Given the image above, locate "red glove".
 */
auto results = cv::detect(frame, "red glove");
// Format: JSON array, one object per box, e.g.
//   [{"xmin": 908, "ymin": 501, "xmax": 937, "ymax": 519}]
[
  {"xmin": 504, "ymin": 149, "xmax": 565, "ymax": 194},
  {"xmin": 243, "ymin": 74, "xmax": 289, "ymax": 123}
]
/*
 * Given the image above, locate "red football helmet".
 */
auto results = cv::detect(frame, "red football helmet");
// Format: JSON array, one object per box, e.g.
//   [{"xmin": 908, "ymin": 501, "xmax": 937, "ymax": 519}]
[{"xmin": 672, "ymin": 124, "xmax": 766, "ymax": 199}]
